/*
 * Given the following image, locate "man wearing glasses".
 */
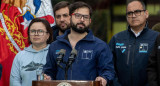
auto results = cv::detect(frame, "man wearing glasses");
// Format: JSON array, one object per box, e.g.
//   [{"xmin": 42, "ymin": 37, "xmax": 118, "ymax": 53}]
[
  {"xmin": 43, "ymin": 1, "xmax": 115, "ymax": 86},
  {"xmin": 109, "ymin": 0, "xmax": 159, "ymax": 86},
  {"xmin": 52, "ymin": 1, "xmax": 70, "ymax": 41}
]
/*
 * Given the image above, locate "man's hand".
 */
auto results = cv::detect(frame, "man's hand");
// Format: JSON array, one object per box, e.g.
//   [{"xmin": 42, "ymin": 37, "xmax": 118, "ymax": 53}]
[
  {"xmin": 44, "ymin": 74, "xmax": 51, "ymax": 80},
  {"xmin": 95, "ymin": 76, "xmax": 107, "ymax": 86}
]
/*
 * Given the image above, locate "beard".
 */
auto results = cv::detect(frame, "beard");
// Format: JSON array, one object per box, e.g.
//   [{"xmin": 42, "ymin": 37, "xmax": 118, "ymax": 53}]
[
  {"xmin": 58, "ymin": 26, "xmax": 69, "ymax": 33},
  {"xmin": 56, "ymin": 23, "xmax": 70, "ymax": 33},
  {"xmin": 71, "ymin": 21, "xmax": 89, "ymax": 33}
]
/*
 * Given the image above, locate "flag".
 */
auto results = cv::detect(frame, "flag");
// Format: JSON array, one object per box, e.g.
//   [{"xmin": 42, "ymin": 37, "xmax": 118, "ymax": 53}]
[{"xmin": 0, "ymin": 0, "xmax": 55, "ymax": 86}]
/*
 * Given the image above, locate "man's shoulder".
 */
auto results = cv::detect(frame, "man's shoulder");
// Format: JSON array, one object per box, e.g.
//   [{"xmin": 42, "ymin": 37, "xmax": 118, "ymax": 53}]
[
  {"xmin": 52, "ymin": 25, "xmax": 59, "ymax": 30},
  {"xmin": 93, "ymin": 36, "xmax": 109, "ymax": 46},
  {"xmin": 94, "ymin": 36, "xmax": 105, "ymax": 42},
  {"xmin": 144, "ymin": 28, "xmax": 160, "ymax": 38},
  {"xmin": 49, "ymin": 38, "xmax": 66, "ymax": 48},
  {"xmin": 113, "ymin": 30, "xmax": 128, "ymax": 38},
  {"xmin": 148, "ymin": 28, "xmax": 159, "ymax": 34}
]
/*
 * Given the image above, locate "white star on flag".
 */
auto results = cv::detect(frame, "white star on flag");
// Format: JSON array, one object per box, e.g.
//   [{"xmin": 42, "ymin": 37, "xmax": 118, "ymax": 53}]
[{"xmin": 21, "ymin": 18, "xmax": 31, "ymax": 30}]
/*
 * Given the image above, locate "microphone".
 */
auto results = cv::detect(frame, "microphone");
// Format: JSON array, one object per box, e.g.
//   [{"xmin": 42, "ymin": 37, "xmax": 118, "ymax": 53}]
[
  {"xmin": 67, "ymin": 49, "xmax": 77, "ymax": 68},
  {"xmin": 56, "ymin": 49, "xmax": 66, "ymax": 66}
]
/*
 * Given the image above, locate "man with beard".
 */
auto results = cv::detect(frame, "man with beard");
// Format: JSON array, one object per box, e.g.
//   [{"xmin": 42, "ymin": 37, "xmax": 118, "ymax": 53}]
[
  {"xmin": 43, "ymin": 1, "xmax": 115, "ymax": 86},
  {"xmin": 52, "ymin": 1, "xmax": 70, "ymax": 41}
]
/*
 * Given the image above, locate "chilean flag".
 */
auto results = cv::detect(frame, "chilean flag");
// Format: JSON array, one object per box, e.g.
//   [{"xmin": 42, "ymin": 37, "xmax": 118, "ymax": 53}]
[{"xmin": 0, "ymin": 0, "xmax": 55, "ymax": 86}]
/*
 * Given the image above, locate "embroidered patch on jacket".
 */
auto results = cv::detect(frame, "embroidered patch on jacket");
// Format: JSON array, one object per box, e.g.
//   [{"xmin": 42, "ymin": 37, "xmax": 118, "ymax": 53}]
[
  {"xmin": 56, "ymin": 50, "xmax": 60, "ymax": 54},
  {"xmin": 116, "ymin": 43, "xmax": 126, "ymax": 53},
  {"xmin": 139, "ymin": 43, "xmax": 148, "ymax": 53},
  {"xmin": 81, "ymin": 50, "xmax": 93, "ymax": 60}
]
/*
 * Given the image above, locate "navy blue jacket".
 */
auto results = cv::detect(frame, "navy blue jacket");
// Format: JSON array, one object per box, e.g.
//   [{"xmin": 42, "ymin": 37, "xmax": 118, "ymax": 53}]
[
  {"xmin": 44, "ymin": 29, "xmax": 115, "ymax": 83},
  {"xmin": 109, "ymin": 25, "xmax": 159, "ymax": 86},
  {"xmin": 52, "ymin": 25, "xmax": 59, "ymax": 41}
]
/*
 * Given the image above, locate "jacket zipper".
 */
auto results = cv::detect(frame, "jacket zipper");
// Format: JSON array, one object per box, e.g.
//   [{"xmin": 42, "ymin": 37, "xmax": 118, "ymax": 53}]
[
  {"xmin": 127, "ymin": 45, "xmax": 131, "ymax": 65},
  {"xmin": 131, "ymin": 39, "xmax": 136, "ymax": 86}
]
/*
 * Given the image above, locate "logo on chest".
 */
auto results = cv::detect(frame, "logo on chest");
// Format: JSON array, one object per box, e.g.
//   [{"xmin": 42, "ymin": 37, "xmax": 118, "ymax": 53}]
[
  {"xmin": 81, "ymin": 50, "xmax": 93, "ymax": 60},
  {"xmin": 116, "ymin": 43, "xmax": 126, "ymax": 53},
  {"xmin": 139, "ymin": 43, "xmax": 148, "ymax": 53}
]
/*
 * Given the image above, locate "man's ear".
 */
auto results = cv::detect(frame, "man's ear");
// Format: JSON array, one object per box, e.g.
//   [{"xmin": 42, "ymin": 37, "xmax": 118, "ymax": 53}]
[{"xmin": 145, "ymin": 10, "xmax": 149, "ymax": 19}]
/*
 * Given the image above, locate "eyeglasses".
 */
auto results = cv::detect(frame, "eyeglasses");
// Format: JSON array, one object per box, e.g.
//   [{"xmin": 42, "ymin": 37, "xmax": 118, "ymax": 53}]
[
  {"xmin": 29, "ymin": 29, "xmax": 48, "ymax": 36},
  {"xmin": 126, "ymin": 10, "xmax": 146, "ymax": 18},
  {"xmin": 71, "ymin": 13, "xmax": 90, "ymax": 20},
  {"xmin": 55, "ymin": 13, "xmax": 69, "ymax": 19}
]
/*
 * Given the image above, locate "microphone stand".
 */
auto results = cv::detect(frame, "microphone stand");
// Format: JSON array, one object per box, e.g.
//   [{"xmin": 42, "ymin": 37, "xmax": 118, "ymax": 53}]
[
  {"xmin": 57, "ymin": 63, "xmax": 63, "ymax": 69},
  {"xmin": 57, "ymin": 61, "xmax": 68, "ymax": 80},
  {"xmin": 57, "ymin": 49, "xmax": 77, "ymax": 80},
  {"xmin": 65, "ymin": 61, "xmax": 73, "ymax": 80},
  {"xmin": 65, "ymin": 66, "xmax": 68, "ymax": 80}
]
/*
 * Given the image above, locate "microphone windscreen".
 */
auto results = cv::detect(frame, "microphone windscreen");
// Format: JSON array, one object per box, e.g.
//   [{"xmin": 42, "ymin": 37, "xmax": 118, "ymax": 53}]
[
  {"xmin": 71, "ymin": 49, "xmax": 77, "ymax": 55},
  {"xmin": 59, "ymin": 49, "xmax": 66, "ymax": 55}
]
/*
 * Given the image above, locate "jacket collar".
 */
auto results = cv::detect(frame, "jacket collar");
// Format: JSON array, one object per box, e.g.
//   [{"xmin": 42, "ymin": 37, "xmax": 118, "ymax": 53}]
[
  {"xmin": 128, "ymin": 21, "xmax": 149, "ymax": 37},
  {"xmin": 57, "ymin": 29, "xmax": 95, "ymax": 42}
]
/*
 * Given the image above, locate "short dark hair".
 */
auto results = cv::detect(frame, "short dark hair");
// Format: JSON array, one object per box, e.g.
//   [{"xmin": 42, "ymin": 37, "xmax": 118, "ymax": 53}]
[
  {"xmin": 53, "ymin": 1, "xmax": 70, "ymax": 15},
  {"xmin": 27, "ymin": 18, "xmax": 53, "ymax": 44},
  {"xmin": 69, "ymin": 1, "xmax": 92, "ymax": 17},
  {"xmin": 127, "ymin": 0, "xmax": 146, "ymax": 10}
]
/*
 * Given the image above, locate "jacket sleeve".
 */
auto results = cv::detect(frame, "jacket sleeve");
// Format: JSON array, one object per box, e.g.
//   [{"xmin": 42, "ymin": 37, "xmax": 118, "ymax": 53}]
[
  {"xmin": 97, "ymin": 42, "xmax": 115, "ymax": 84},
  {"xmin": 10, "ymin": 54, "xmax": 22, "ymax": 86},
  {"xmin": 147, "ymin": 36, "xmax": 159, "ymax": 86},
  {"xmin": 109, "ymin": 37, "xmax": 122, "ymax": 86},
  {"xmin": 43, "ymin": 44, "xmax": 57, "ymax": 80}
]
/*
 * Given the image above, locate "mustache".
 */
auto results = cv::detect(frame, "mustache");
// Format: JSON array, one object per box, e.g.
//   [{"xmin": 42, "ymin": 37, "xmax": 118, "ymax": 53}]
[{"xmin": 77, "ymin": 22, "xmax": 85, "ymax": 26}]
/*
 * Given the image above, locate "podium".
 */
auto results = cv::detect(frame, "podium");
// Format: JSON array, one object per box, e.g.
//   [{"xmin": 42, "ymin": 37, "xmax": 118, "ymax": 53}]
[{"xmin": 32, "ymin": 80, "xmax": 100, "ymax": 86}]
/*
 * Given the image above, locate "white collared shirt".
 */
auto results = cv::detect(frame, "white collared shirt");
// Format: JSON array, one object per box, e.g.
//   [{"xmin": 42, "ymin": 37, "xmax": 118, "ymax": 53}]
[{"xmin": 131, "ymin": 28, "xmax": 143, "ymax": 37}]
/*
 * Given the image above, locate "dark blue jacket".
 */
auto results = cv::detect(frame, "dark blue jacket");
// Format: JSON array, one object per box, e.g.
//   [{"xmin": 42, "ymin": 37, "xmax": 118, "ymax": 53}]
[
  {"xmin": 52, "ymin": 25, "xmax": 59, "ymax": 41},
  {"xmin": 109, "ymin": 25, "xmax": 159, "ymax": 86},
  {"xmin": 44, "ymin": 29, "xmax": 115, "ymax": 83}
]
